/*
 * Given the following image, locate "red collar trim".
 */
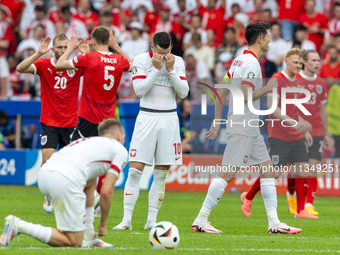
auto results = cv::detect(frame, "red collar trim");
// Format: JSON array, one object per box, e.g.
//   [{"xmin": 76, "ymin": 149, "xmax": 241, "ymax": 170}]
[
  {"xmin": 243, "ymin": 50, "xmax": 258, "ymax": 59},
  {"xmin": 149, "ymin": 51, "xmax": 153, "ymax": 58}
]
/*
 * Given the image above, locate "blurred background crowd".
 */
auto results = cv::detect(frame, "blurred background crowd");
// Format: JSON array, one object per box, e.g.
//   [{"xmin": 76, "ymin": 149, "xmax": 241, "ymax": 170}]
[{"xmin": 0, "ymin": 0, "xmax": 340, "ymax": 153}]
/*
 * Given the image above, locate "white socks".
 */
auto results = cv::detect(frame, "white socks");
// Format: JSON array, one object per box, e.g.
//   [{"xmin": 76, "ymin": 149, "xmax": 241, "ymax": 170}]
[
  {"xmin": 260, "ymin": 178, "xmax": 280, "ymax": 227},
  {"xmin": 195, "ymin": 177, "xmax": 228, "ymax": 224},
  {"xmin": 147, "ymin": 169, "xmax": 168, "ymax": 223},
  {"xmin": 123, "ymin": 168, "xmax": 142, "ymax": 222},
  {"xmin": 18, "ymin": 220, "xmax": 52, "ymax": 244},
  {"xmin": 84, "ymin": 207, "xmax": 95, "ymax": 240}
]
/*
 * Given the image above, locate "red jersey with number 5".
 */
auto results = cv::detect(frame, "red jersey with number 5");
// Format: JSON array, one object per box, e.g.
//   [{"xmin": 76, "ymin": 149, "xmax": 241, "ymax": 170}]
[
  {"xmin": 32, "ymin": 58, "xmax": 83, "ymax": 128},
  {"xmin": 70, "ymin": 51, "xmax": 131, "ymax": 124},
  {"xmin": 295, "ymin": 72, "xmax": 327, "ymax": 137}
]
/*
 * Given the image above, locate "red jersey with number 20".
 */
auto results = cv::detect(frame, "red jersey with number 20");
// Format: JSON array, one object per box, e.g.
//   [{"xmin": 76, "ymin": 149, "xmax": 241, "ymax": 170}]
[
  {"xmin": 32, "ymin": 58, "xmax": 83, "ymax": 128},
  {"xmin": 295, "ymin": 72, "xmax": 327, "ymax": 137},
  {"xmin": 70, "ymin": 51, "xmax": 131, "ymax": 124}
]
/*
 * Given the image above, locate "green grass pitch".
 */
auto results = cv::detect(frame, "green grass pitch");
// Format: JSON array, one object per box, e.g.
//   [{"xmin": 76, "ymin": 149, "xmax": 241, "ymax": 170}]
[{"xmin": 0, "ymin": 185, "xmax": 339, "ymax": 254}]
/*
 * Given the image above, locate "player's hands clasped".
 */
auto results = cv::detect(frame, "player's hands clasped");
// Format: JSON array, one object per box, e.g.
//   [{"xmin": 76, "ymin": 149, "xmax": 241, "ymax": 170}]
[
  {"xmin": 206, "ymin": 122, "xmax": 221, "ymax": 140},
  {"xmin": 152, "ymin": 53, "xmax": 164, "ymax": 70},
  {"xmin": 38, "ymin": 37, "xmax": 52, "ymax": 55},
  {"xmin": 294, "ymin": 121, "xmax": 312, "ymax": 134},
  {"xmin": 164, "ymin": 54, "xmax": 175, "ymax": 72}
]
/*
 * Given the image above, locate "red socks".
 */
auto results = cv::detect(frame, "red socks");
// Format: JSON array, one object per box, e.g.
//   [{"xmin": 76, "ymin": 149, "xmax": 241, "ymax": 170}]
[
  {"xmin": 306, "ymin": 177, "xmax": 317, "ymax": 204},
  {"xmin": 96, "ymin": 175, "xmax": 106, "ymax": 194},
  {"xmin": 287, "ymin": 172, "xmax": 295, "ymax": 195},
  {"xmin": 295, "ymin": 176, "xmax": 308, "ymax": 213},
  {"xmin": 246, "ymin": 177, "xmax": 261, "ymax": 200}
]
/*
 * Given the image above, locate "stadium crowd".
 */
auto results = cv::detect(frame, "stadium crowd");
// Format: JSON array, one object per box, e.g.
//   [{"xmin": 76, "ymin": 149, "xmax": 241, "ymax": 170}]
[{"xmin": 0, "ymin": 0, "xmax": 340, "ymax": 153}]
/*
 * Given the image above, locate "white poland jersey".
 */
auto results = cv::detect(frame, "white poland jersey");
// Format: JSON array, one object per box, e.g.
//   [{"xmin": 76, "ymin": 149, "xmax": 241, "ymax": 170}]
[
  {"xmin": 41, "ymin": 137, "xmax": 128, "ymax": 188},
  {"xmin": 224, "ymin": 50, "xmax": 262, "ymax": 137}
]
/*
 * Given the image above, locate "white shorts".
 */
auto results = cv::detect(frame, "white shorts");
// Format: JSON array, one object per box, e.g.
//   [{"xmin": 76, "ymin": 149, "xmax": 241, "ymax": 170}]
[
  {"xmin": 38, "ymin": 170, "xmax": 86, "ymax": 232},
  {"xmin": 222, "ymin": 134, "xmax": 270, "ymax": 172},
  {"xmin": 0, "ymin": 57, "xmax": 9, "ymax": 78},
  {"xmin": 129, "ymin": 111, "xmax": 182, "ymax": 166}
]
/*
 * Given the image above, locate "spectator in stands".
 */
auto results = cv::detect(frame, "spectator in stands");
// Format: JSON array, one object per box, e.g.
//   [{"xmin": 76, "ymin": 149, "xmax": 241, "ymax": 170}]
[
  {"xmin": 215, "ymin": 51, "xmax": 233, "ymax": 78},
  {"xmin": 278, "ymin": 0, "xmax": 305, "ymax": 40},
  {"xmin": 150, "ymin": 5, "xmax": 181, "ymax": 43},
  {"xmin": 99, "ymin": 11, "xmax": 122, "ymax": 43},
  {"xmin": 61, "ymin": 5, "xmax": 89, "ymax": 40},
  {"xmin": 22, "ymin": 3, "xmax": 56, "ymax": 40},
  {"xmin": 266, "ymin": 22, "xmax": 287, "ymax": 69},
  {"xmin": 298, "ymin": 0, "xmax": 327, "ymax": 52},
  {"xmin": 207, "ymin": 29, "xmax": 218, "ymax": 50},
  {"xmin": 184, "ymin": 32, "xmax": 214, "ymax": 71},
  {"xmin": 1, "ymin": 0, "xmax": 24, "ymax": 28},
  {"xmin": 259, "ymin": 52, "xmax": 277, "ymax": 79},
  {"xmin": 262, "ymin": 8, "xmax": 274, "ymax": 24},
  {"xmin": 234, "ymin": 12, "xmax": 249, "ymax": 45},
  {"xmin": 0, "ymin": 6, "xmax": 14, "ymax": 100},
  {"xmin": 224, "ymin": 3, "xmax": 240, "ymax": 28},
  {"xmin": 143, "ymin": 0, "xmax": 162, "ymax": 33},
  {"xmin": 0, "ymin": 132, "xmax": 6, "ymax": 149},
  {"xmin": 15, "ymin": 25, "xmax": 45, "ymax": 60},
  {"xmin": 247, "ymin": 0, "xmax": 264, "ymax": 23},
  {"xmin": 325, "ymin": 2, "xmax": 340, "ymax": 46},
  {"xmin": 101, "ymin": 0, "xmax": 130, "ymax": 33},
  {"xmin": 47, "ymin": 0, "xmax": 77, "ymax": 24},
  {"xmin": 185, "ymin": 53, "xmax": 211, "ymax": 85},
  {"xmin": 319, "ymin": 46, "xmax": 340, "ymax": 86},
  {"xmin": 20, "ymin": 0, "xmax": 42, "ymax": 38},
  {"xmin": 0, "ymin": 110, "xmax": 15, "ymax": 148},
  {"xmin": 7, "ymin": 55, "xmax": 22, "ymax": 97},
  {"xmin": 55, "ymin": 21, "xmax": 66, "ymax": 35},
  {"xmin": 73, "ymin": 0, "xmax": 99, "ymax": 34},
  {"xmin": 292, "ymin": 40, "xmax": 302, "ymax": 49},
  {"xmin": 179, "ymin": 98, "xmax": 196, "ymax": 154},
  {"xmin": 196, "ymin": 0, "xmax": 226, "ymax": 44},
  {"xmin": 293, "ymin": 24, "xmax": 316, "ymax": 50},
  {"xmin": 173, "ymin": 0, "xmax": 193, "ymax": 39},
  {"xmin": 182, "ymin": 14, "xmax": 207, "ymax": 51},
  {"xmin": 91, "ymin": 0, "xmax": 106, "ymax": 13}
]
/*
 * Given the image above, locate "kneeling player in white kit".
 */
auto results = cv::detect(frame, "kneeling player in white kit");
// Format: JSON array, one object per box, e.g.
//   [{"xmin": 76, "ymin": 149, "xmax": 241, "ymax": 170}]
[
  {"xmin": 192, "ymin": 23, "xmax": 302, "ymax": 234},
  {"xmin": 0, "ymin": 119, "xmax": 128, "ymax": 248},
  {"xmin": 113, "ymin": 32, "xmax": 189, "ymax": 230}
]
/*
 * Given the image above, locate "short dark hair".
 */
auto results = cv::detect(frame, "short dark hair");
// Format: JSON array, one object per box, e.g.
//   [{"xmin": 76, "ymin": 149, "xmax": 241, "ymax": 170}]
[
  {"xmin": 153, "ymin": 32, "xmax": 172, "ymax": 49},
  {"xmin": 34, "ymin": 24, "xmax": 45, "ymax": 31},
  {"xmin": 53, "ymin": 34, "xmax": 68, "ymax": 46},
  {"xmin": 295, "ymin": 24, "xmax": 307, "ymax": 32},
  {"xmin": 61, "ymin": 5, "xmax": 71, "ymax": 13},
  {"xmin": 191, "ymin": 32, "xmax": 201, "ymax": 42},
  {"xmin": 263, "ymin": 8, "xmax": 271, "ymax": 13},
  {"xmin": 224, "ymin": 27, "xmax": 236, "ymax": 34},
  {"xmin": 334, "ymin": 2, "xmax": 340, "ymax": 8},
  {"xmin": 231, "ymin": 3, "xmax": 240, "ymax": 8},
  {"xmin": 192, "ymin": 14, "xmax": 202, "ymax": 21},
  {"xmin": 270, "ymin": 21, "xmax": 280, "ymax": 29},
  {"xmin": 245, "ymin": 23, "xmax": 269, "ymax": 46},
  {"xmin": 91, "ymin": 26, "xmax": 110, "ymax": 45},
  {"xmin": 292, "ymin": 40, "xmax": 302, "ymax": 48},
  {"xmin": 101, "ymin": 11, "xmax": 112, "ymax": 17},
  {"xmin": 98, "ymin": 118, "xmax": 123, "ymax": 136}
]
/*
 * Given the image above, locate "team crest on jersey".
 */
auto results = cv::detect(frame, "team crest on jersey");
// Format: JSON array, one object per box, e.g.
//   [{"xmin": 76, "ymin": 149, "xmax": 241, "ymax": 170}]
[
  {"xmin": 243, "ymin": 155, "xmax": 248, "ymax": 164},
  {"xmin": 272, "ymin": 155, "xmax": 279, "ymax": 165},
  {"xmin": 67, "ymin": 69, "xmax": 75, "ymax": 77},
  {"xmin": 121, "ymin": 162, "xmax": 127, "ymax": 170},
  {"xmin": 132, "ymin": 66, "xmax": 137, "ymax": 75},
  {"xmin": 130, "ymin": 149, "xmax": 137, "ymax": 157},
  {"xmin": 316, "ymin": 85, "xmax": 322, "ymax": 94},
  {"xmin": 247, "ymin": 71, "xmax": 255, "ymax": 80},
  {"xmin": 41, "ymin": 135, "xmax": 47, "ymax": 146}
]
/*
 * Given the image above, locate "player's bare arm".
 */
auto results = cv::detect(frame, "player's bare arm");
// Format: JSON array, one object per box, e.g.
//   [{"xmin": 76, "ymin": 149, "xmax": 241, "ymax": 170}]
[
  {"xmin": 321, "ymin": 102, "xmax": 334, "ymax": 147},
  {"xmin": 16, "ymin": 37, "xmax": 52, "ymax": 74},
  {"xmin": 108, "ymin": 28, "xmax": 132, "ymax": 70},
  {"xmin": 206, "ymin": 88, "xmax": 229, "ymax": 140},
  {"xmin": 165, "ymin": 54, "xmax": 189, "ymax": 99},
  {"xmin": 241, "ymin": 78, "xmax": 278, "ymax": 104},
  {"xmin": 268, "ymin": 94, "xmax": 312, "ymax": 134},
  {"xmin": 98, "ymin": 172, "xmax": 118, "ymax": 236}
]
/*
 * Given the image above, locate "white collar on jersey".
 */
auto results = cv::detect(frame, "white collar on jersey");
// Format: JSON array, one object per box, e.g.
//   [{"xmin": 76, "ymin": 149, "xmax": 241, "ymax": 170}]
[
  {"xmin": 98, "ymin": 51, "xmax": 112, "ymax": 55},
  {"xmin": 281, "ymin": 71, "xmax": 295, "ymax": 81},
  {"xmin": 50, "ymin": 58, "xmax": 56, "ymax": 67},
  {"xmin": 299, "ymin": 70, "xmax": 317, "ymax": 81}
]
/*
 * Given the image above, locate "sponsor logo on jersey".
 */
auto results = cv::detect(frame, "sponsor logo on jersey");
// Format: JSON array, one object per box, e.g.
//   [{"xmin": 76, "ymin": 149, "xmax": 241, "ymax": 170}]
[
  {"xmin": 247, "ymin": 71, "xmax": 255, "ymax": 81},
  {"xmin": 308, "ymin": 84, "xmax": 314, "ymax": 89},
  {"xmin": 41, "ymin": 135, "xmax": 47, "ymax": 146},
  {"xmin": 47, "ymin": 68, "xmax": 53, "ymax": 74},
  {"xmin": 272, "ymin": 155, "xmax": 279, "ymax": 165},
  {"xmin": 243, "ymin": 155, "xmax": 248, "ymax": 164},
  {"xmin": 316, "ymin": 85, "xmax": 322, "ymax": 94},
  {"xmin": 132, "ymin": 66, "xmax": 137, "ymax": 75},
  {"xmin": 130, "ymin": 149, "xmax": 136, "ymax": 157},
  {"xmin": 67, "ymin": 69, "xmax": 75, "ymax": 77}
]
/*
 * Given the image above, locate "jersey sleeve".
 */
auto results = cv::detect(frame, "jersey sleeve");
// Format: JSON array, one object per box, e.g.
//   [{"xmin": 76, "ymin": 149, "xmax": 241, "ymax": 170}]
[
  {"xmin": 241, "ymin": 60, "xmax": 260, "ymax": 89},
  {"xmin": 131, "ymin": 54, "xmax": 147, "ymax": 81},
  {"xmin": 119, "ymin": 55, "xmax": 132, "ymax": 71},
  {"xmin": 32, "ymin": 58, "xmax": 45, "ymax": 75},
  {"xmin": 70, "ymin": 53, "xmax": 90, "ymax": 70},
  {"xmin": 108, "ymin": 147, "xmax": 128, "ymax": 177},
  {"xmin": 175, "ymin": 57, "xmax": 187, "ymax": 80}
]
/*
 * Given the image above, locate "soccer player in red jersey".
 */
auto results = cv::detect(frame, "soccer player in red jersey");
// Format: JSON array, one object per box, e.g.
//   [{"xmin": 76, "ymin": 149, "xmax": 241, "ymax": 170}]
[
  {"xmin": 16, "ymin": 34, "xmax": 87, "ymax": 213},
  {"xmin": 240, "ymin": 48, "xmax": 316, "ymax": 219},
  {"xmin": 294, "ymin": 50, "xmax": 333, "ymax": 216}
]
